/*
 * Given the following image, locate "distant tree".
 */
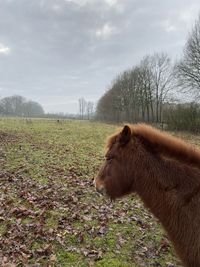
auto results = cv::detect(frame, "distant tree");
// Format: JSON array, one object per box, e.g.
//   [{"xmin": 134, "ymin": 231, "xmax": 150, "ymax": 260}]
[
  {"xmin": 166, "ymin": 102, "xmax": 200, "ymax": 132},
  {"xmin": 176, "ymin": 14, "xmax": 200, "ymax": 96},
  {"xmin": 79, "ymin": 98, "xmax": 87, "ymax": 119},
  {"xmin": 0, "ymin": 97, "xmax": 12, "ymax": 115},
  {"xmin": 86, "ymin": 101, "xmax": 94, "ymax": 120},
  {"xmin": 0, "ymin": 95, "xmax": 25, "ymax": 115},
  {"xmin": 23, "ymin": 101, "xmax": 44, "ymax": 117},
  {"xmin": 0, "ymin": 95, "xmax": 44, "ymax": 117},
  {"xmin": 10, "ymin": 95, "xmax": 25, "ymax": 115},
  {"xmin": 96, "ymin": 88, "xmax": 121, "ymax": 122},
  {"xmin": 137, "ymin": 60, "xmax": 154, "ymax": 122},
  {"xmin": 146, "ymin": 53, "xmax": 173, "ymax": 122}
]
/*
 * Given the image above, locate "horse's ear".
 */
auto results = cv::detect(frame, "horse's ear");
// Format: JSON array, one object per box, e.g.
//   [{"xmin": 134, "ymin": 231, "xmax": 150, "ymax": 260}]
[{"xmin": 119, "ymin": 125, "xmax": 131, "ymax": 145}]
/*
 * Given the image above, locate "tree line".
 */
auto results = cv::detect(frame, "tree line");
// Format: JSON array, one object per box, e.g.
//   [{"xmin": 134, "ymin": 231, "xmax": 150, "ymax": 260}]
[
  {"xmin": 96, "ymin": 15, "xmax": 200, "ymax": 131},
  {"xmin": 0, "ymin": 95, "xmax": 96, "ymax": 120},
  {"xmin": 96, "ymin": 52, "xmax": 173, "ymax": 123},
  {"xmin": 0, "ymin": 95, "xmax": 44, "ymax": 117}
]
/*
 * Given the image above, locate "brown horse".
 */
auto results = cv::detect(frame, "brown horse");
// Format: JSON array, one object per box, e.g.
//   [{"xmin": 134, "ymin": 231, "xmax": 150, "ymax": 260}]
[{"xmin": 94, "ymin": 124, "xmax": 200, "ymax": 267}]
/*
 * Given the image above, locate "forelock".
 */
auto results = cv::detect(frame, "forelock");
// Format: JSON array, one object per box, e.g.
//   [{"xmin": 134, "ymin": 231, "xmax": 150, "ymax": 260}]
[{"xmin": 105, "ymin": 133, "xmax": 118, "ymax": 151}]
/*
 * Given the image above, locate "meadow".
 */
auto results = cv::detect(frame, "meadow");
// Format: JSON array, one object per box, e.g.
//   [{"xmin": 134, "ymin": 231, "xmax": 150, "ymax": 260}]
[{"xmin": 1, "ymin": 118, "xmax": 196, "ymax": 266}]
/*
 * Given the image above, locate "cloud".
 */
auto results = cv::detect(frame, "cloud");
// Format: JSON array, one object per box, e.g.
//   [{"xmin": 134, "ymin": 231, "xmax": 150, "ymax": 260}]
[
  {"xmin": 104, "ymin": 0, "xmax": 125, "ymax": 13},
  {"xmin": 178, "ymin": 6, "xmax": 199, "ymax": 25},
  {"xmin": 95, "ymin": 23, "xmax": 117, "ymax": 39},
  {"xmin": 0, "ymin": 43, "xmax": 10, "ymax": 54},
  {"xmin": 104, "ymin": 0, "xmax": 117, "ymax": 6},
  {"xmin": 64, "ymin": 0, "xmax": 95, "ymax": 6},
  {"xmin": 161, "ymin": 20, "xmax": 177, "ymax": 33}
]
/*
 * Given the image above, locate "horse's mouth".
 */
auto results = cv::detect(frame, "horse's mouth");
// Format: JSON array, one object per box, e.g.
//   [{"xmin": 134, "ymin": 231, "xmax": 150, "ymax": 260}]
[
  {"xmin": 93, "ymin": 179, "xmax": 106, "ymax": 195},
  {"xmin": 96, "ymin": 186, "xmax": 106, "ymax": 196}
]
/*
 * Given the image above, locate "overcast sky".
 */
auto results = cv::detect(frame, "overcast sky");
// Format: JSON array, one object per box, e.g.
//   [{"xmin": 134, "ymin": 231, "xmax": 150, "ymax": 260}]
[{"xmin": 0, "ymin": 0, "xmax": 200, "ymax": 113}]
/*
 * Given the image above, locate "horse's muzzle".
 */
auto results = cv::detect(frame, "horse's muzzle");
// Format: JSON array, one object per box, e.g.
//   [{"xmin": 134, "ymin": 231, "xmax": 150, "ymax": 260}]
[
  {"xmin": 93, "ymin": 179, "xmax": 106, "ymax": 195},
  {"xmin": 96, "ymin": 186, "xmax": 106, "ymax": 195}
]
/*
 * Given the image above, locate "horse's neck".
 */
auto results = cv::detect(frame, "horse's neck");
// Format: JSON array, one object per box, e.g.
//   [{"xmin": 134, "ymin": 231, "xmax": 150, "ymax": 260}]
[
  {"xmin": 134, "ymin": 152, "xmax": 200, "ymax": 266},
  {"xmin": 135, "ymin": 155, "xmax": 179, "ymax": 219},
  {"xmin": 135, "ymin": 153, "xmax": 197, "ymax": 219}
]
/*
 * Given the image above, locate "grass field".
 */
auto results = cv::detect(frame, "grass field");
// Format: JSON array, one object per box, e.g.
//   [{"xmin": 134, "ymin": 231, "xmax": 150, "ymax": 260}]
[{"xmin": 1, "ymin": 118, "xmax": 194, "ymax": 266}]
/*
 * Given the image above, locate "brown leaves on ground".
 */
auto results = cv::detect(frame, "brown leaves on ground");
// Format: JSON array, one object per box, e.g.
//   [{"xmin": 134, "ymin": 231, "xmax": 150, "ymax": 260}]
[{"xmin": 0, "ymin": 122, "xmax": 183, "ymax": 266}]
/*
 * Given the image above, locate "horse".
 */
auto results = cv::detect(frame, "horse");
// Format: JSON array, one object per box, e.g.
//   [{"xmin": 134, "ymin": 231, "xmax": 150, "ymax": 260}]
[{"xmin": 94, "ymin": 124, "xmax": 200, "ymax": 267}]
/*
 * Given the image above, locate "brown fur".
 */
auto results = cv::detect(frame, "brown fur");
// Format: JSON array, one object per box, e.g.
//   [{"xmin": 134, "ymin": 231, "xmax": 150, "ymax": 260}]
[
  {"xmin": 107, "ymin": 124, "xmax": 200, "ymax": 168},
  {"xmin": 94, "ymin": 124, "xmax": 200, "ymax": 267}
]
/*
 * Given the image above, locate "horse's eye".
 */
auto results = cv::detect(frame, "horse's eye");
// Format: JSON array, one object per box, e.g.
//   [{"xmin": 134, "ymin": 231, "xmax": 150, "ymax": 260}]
[{"xmin": 106, "ymin": 156, "xmax": 113, "ymax": 162}]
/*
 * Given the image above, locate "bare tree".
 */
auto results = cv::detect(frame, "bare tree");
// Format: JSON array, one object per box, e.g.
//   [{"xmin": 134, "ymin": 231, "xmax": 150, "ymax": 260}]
[
  {"xmin": 150, "ymin": 53, "xmax": 173, "ymax": 122},
  {"xmin": 86, "ymin": 101, "xmax": 94, "ymax": 120},
  {"xmin": 176, "ymin": 14, "xmax": 200, "ymax": 96},
  {"xmin": 138, "ymin": 58, "xmax": 154, "ymax": 122},
  {"xmin": 79, "ymin": 98, "xmax": 87, "ymax": 119}
]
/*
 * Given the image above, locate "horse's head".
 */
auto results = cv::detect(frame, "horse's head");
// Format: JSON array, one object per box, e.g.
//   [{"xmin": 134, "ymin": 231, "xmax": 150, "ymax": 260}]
[{"xmin": 94, "ymin": 125, "xmax": 137, "ymax": 200}]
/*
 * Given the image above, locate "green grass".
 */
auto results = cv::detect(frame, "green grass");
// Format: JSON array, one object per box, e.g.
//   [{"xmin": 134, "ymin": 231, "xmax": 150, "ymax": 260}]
[{"xmin": 0, "ymin": 118, "xmax": 184, "ymax": 266}]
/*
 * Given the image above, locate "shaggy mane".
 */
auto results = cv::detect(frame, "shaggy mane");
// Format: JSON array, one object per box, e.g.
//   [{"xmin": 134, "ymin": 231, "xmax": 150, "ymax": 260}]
[{"xmin": 107, "ymin": 123, "xmax": 200, "ymax": 168}]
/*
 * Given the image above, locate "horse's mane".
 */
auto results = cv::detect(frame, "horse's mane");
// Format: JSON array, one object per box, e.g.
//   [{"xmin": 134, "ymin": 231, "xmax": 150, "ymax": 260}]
[{"xmin": 107, "ymin": 124, "xmax": 200, "ymax": 168}]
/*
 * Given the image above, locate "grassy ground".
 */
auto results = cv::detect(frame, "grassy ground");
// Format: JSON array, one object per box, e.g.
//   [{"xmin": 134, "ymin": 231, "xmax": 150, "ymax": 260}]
[{"xmin": 0, "ymin": 118, "xmax": 189, "ymax": 266}]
